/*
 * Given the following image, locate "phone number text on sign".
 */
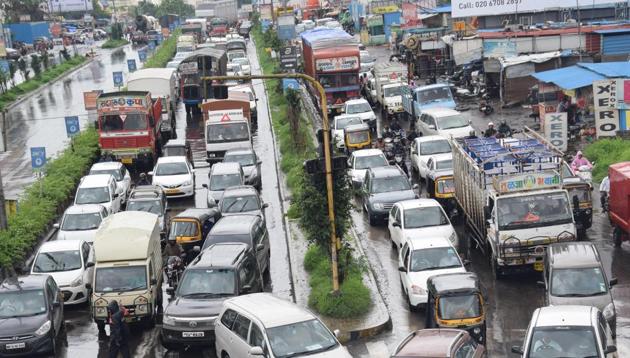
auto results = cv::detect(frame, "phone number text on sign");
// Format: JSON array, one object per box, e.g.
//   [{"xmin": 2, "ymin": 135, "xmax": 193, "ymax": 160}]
[{"xmin": 455, "ymin": 0, "xmax": 522, "ymax": 14}]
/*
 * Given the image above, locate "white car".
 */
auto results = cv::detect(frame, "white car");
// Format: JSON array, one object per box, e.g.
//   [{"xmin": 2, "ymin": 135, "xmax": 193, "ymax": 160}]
[
  {"xmin": 360, "ymin": 50, "xmax": 376, "ymax": 72},
  {"xmin": 410, "ymin": 135, "xmax": 452, "ymax": 180},
  {"xmin": 55, "ymin": 204, "xmax": 109, "ymax": 242},
  {"xmin": 74, "ymin": 174, "xmax": 121, "ymax": 214},
  {"xmin": 426, "ymin": 153, "xmax": 453, "ymax": 181},
  {"xmin": 342, "ymin": 98, "xmax": 376, "ymax": 130},
  {"xmin": 150, "ymin": 156, "xmax": 195, "ymax": 198},
  {"xmin": 31, "ymin": 240, "xmax": 94, "ymax": 305},
  {"xmin": 347, "ymin": 149, "xmax": 389, "ymax": 189},
  {"xmin": 333, "ymin": 115, "xmax": 363, "ymax": 150},
  {"xmin": 166, "ymin": 60, "xmax": 181, "ymax": 69},
  {"xmin": 89, "ymin": 161, "xmax": 131, "ymax": 204},
  {"xmin": 226, "ymin": 63, "xmax": 243, "ymax": 86},
  {"xmin": 388, "ymin": 199, "xmax": 458, "ymax": 250},
  {"xmin": 231, "ymin": 57, "xmax": 251, "ymax": 76},
  {"xmin": 416, "ymin": 108, "xmax": 474, "ymax": 139},
  {"xmin": 228, "ymin": 84, "xmax": 257, "ymax": 115},
  {"xmin": 398, "ymin": 236, "xmax": 466, "ymax": 309},
  {"xmin": 173, "ymin": 52, "xmax": 192, "ymax": 61}
]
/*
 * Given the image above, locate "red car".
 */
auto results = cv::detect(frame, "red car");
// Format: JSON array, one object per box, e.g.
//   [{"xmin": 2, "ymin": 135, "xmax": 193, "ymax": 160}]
[{"xmin": 392, "ymin": 329, "xmax": 486, "ymax": 357}]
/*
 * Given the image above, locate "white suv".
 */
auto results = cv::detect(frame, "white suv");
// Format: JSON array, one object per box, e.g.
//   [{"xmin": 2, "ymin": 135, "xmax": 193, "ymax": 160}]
[
  {"xmin": 74, "ymin": 174, "xmax": 121, "ymax": 214},
  {"xmin": 388, "ymin": 199, "xmax": 458, "ymax": 251},
  {"xmin": 215, "ymin": 293, "xmax": 351, "ymax": 358},
  {"xmin": 512, "ymin": 305, "xmax": 616, "ymax": 357}
]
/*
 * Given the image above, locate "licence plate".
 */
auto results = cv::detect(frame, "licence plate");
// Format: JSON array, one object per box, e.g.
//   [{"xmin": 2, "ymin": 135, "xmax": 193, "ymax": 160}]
[
  {"xmin": 164, "ymin": 189, "xmax": 180, "ymax": 194},
  {"xmin": 208, "ymin": 153, "xmax": 216, "ymax": 157},
  {"xmin": 121, "ymin": 157, "xmax": 133, "ymax": 164},
  {"xmin": 6, "ymin": 343, "xmax": 25, "ymax": 350},
  {"xmin": 534, "ymin": 261, "xmax": 544, "ymax": 272},
  {"xmin": 182, "ymin": 332, "xmax": 204, "ymax": 338}
]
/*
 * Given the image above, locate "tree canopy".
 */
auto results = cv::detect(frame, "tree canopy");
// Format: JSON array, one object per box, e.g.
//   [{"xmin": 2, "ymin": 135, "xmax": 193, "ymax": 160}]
[{"xmin": 0, "ymin": 0, "xmax": 46, "ymax": 23}]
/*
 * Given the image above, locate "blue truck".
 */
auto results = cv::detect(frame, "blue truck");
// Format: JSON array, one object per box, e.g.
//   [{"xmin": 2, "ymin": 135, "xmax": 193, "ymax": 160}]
[
  {"xmin": 401, "ymin": 83, "xmax": 456, "ymax": 122},
  {"xmin": 7, "ymin": 22, "xmax": 51, "ymax": 44}
]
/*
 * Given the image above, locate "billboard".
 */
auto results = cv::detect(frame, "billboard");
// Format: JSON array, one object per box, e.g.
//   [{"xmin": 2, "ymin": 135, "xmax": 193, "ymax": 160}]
[
  {"xmin": 451, "ymin": 0, "xmax": 623, "ymax": 18},
  {"xmin": 48, "ymin": 0, "xmax": 93, "ymax": 12}
]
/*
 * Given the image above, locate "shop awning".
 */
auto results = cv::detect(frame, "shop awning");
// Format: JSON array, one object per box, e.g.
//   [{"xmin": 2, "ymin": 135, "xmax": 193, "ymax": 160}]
[{"xmin": 532, "ymin": 65, "xmax": 605, "ymax": 90}]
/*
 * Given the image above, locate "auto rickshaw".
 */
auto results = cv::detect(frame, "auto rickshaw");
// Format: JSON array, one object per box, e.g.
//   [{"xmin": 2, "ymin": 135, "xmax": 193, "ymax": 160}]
[
  {"xmin": 167, "ymin": 208, "xmax": 220, "ymax": 252},
  {"xmin": 426, "ymin": 272, "xmax": 486, "ymax": 345},
  {"xmin": 563, "ymin": 177, "xmax": 593, "ymax": 235},
  {"xmin": 344, "ymin": 123, "xmax": 372, "ymax": 154},
  {"xmin": 426, "ymin": 170, "xmax": 457, "ymax": 218}
]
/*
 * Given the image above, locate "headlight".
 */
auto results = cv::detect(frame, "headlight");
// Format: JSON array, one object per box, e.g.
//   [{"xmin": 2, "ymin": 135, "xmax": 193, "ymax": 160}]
[
  {"xmin": 70, "ymin": 276, "xmax": 83, "ymax": 287},
  {"xmin": 449, "ymin": 232, "xmax": 458, "ymax": 245},
  {"xmin": 134, "ymin": 296, "xmax": 148, "ymax": 305},
  {"xmin": 136, "ymin": 304, "xmax": 148, "ymax": 313},
  {"xmin": 35, "ymin": 320, "xmax": 51, "ymax": 336},
  {"xmin": 603, "ymin": 303, "xmax": 615, "ymax": 319},
  {"xmin": 504, "ymin": 247, "xmax": 514, "ymax": 254},
  {"xmin": 558, "ymin": 232, "xmax": 575, "ymax": 242},
  {"xmin": 372, "ymin": 202, "xmax": 384, "ymax": 210},
  {"xmin": 162, "ymin": 315, "xmax": 175, "ymax": 326},
  {"xmin": 411, "ymin": 285, "xmax": 425, "ymax": 295},
  {"xmin": 473, "ymin": 327, "xmax": 481, "ymax": 334},
  {"xmin": 585, "ymin": 209, "xmax": 592, "ymax": 215}
]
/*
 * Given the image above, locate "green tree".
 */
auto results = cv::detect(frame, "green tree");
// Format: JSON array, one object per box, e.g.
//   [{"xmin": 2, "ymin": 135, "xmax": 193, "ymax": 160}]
[
  {"xmin": 135, "ymin": 0, "xmax": 158, "ymax": 16},
  {"xmin": 17, "ymin": 57, "xmax": 28, "ymax": 80},
  {"xmin": 30, "ymin": 54, "xmax": 41, "ymax": 78},
  {"xmin": 92, "ymin": 0, "xmax": 110, "ymax": 18},
  {"xmin": 156, "ymin": 0, "xmax": 195, "ymax": 18},
  {"xmin": 0, "ymin": 0, "xmax": 46, "ymax": 23}
]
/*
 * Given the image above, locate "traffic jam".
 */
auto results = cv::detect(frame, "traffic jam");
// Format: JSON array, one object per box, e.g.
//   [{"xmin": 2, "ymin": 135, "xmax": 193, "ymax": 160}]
[{"xmin": 0, "ymin": 3, "xmax": 629, "ymax": 358}]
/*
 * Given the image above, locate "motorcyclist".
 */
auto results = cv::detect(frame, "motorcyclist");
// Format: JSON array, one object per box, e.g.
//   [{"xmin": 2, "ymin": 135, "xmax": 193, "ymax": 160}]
[
  {"xmin": 465, "ymin": 130, "xmax": 478, "ymax": 139},
  {"xmin": 164, "ymin": 236, "xmax": 184, "ymax": 258},
  {"xmin": 497, "ymin": 119, "xmax": 512, "ymax": 138},
  {"xmin": 137, "ymin": 172, "xmax": 150, "ymax": 186},
  {"xmin": 599, "ymin": 175, "xmax": 610, "ymax": 213},
  {"xmin": 483, "ymin": 122, "xmax": 497, "ymax": 138},
  {"xmin": 571, "ymin": 151, "xmax": 592, "ymax": 171}
]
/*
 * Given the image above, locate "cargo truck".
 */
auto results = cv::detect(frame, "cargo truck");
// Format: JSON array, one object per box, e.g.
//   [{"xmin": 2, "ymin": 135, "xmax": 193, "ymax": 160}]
[
  {"xmin": 200, "ymin": 95, "xmax": 252, "ymax": 162},
  {"xmin": 374, "ymin": 62, "xmax": 407, "ymax": 120},
  {"xmin": 610, "ymin": 162, "xmax": 630, "ymax": 247},
  {"xmin": 452, "ymin": 127, "xmax": 577, "ymax": 278}
]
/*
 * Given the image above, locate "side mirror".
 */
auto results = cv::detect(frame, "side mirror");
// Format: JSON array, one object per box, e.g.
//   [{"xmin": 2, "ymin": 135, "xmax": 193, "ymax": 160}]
[
  {"xmin": 257, "ymin": 160, "xmax": 262, "ymax": 165},
  {"xmin": 398, "ymin": 266, "xmax": 406, "ymax": 272},
  {"xmin": 333, "ymin": 329, "xmax": 340, "ymax": 338},
  {"xmin": 85, "ymin": 283, "xmax": 92, "ymax": 290},
  {"xmin": 193, "ymin": 245, "xmax": 201, "ymax": 253},
  {"xmin": 241, "ymin": 285, "xmax": 252, "ymax": 293},
  {"xmin": 605, "ymin": 345, "xmax": 617, "ymax": 354},
  {"xmin": 150, "ymin": 278, "xmax": 157, "ymax": 285},
  {"xmin": 85, "ymin": 262, "xmax": 95, "ymax": 268},
  {"xmin": 610, "ymin": 278, "xmax": 618, "ymax": 287},
  {"xmin": 483, "ymin": 206, "xmax": 491, "ymax": 220},
  {"xmin": 537, "ymin": 280, "xmax": 546, "ymax": 288},
  {"xmin": 202, "ymin": 184, "xmax": 208, "ymax": 189},
  {"xmin": 511, "ymin": 346, "xmax": 524, "ymax": 354},
  {"xmin": 428, "ymin": 125, "xmax": 436, "ymax": 130},
  {"xmin": 53, "ymin": 301, "xmax": 61, "ymax": 308},
  {"xmin": 412, "ymin": 184, "xmax": 419, "ymax": 190},
  {"xmin": 249, "ymin": 346, "xmax": 264, "ymax": 356},
  {"xmin": 392, "ymin": 221, "xmax": 400, "ymax": 228},
  {"xmin": 262, "ymin": 203, "xmax": 269, "ymax": 209},
  {"xmin": 53, "ymin": 223, "xmax": 60, "ymax": 229},
  {"xmin": 166, "ymin": 287, "xmax": 175, "ymax": 295},
  {"xmin": 148, "ymin": 171, "xmax": 154, "ymax": 176},
  {"xmin": 256, "ymin": 243, "xmax": 264, "ymax": 251},
  {"xmin": 463, "ymin": 260, "xmax": 471, "ymax": 267}
]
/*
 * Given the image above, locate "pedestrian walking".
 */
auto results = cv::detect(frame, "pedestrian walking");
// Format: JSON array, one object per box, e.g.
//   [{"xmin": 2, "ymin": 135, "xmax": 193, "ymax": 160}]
[
  {"xmin": 108, "ymin": 300, "xmax": 131, "ymax": 358},
  {"xmin": 600, "ymin": 175, "xmax": 610, "ymax": 213}
]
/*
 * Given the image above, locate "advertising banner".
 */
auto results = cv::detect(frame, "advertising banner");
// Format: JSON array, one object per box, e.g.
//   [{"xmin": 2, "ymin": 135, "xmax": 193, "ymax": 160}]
[
  {"xmin": 451, "ymin": 0, "xmax": 623, "ymax": 18},
  {"xmin": 315, "ymin": 56, "xmax": 359, "ymax": 72},
  {"xmin": 48, "ymin": 0, "xmax": 93, "ymax": 13},
  {"xmin": 83, "ymin": 90, "xmax": 103, "ymax": 110},
  {"xmin": 593, "ymin": 79, "xmax": 617, "ymax": 109},
  {"xmin": 543, "ymin": 113, "xmax": 568, "ymax": 151},
  {"xmin": 483, "ymin": 39, "xmax": 517, "ymax": 58}
]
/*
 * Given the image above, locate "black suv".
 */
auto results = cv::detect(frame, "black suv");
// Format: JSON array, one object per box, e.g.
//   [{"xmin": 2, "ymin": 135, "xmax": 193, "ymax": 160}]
[
  {"xmin": 125, "ymin": 185, "xmax": 168, "ymax": 235},
  {"xmin": 161, "ymin": 243, "xmax": 263, "ymax": 348},
  {"xmin": 0, "ymin": 275, "xmax": 64, "ymax": 356}
]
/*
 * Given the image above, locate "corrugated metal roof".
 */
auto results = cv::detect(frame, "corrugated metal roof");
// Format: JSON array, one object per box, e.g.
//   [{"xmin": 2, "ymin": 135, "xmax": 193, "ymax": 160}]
[
  {"xmin": 594, "ymin": 28, "xmax": 630, "ymax": 34},
  {"xmin": 532, "ymin": 65, "xmax": 605, "ymax": 89},
  {"xmin": 578, "ymin": 62, "xmax": 630, "ymax": 77}
]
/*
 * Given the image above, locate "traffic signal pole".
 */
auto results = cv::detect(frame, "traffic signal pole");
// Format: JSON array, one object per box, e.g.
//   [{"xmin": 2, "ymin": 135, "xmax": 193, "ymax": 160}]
[{"xmin": 200, "ymin": 73, "xmax": 340, "ymax": 292}]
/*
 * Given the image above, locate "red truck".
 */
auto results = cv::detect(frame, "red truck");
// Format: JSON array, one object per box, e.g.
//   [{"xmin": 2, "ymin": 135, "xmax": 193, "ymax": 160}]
[
  {"xmin": 610, "ymin": 162, "xmax": 630, "ymax": 246},
  {"xmin": 96, "ymin": 91, "xmax": 164, "ymax": 169},
  {"xmin": 301, "ymin": 28, "xmax": 361, "ymax": 113}
]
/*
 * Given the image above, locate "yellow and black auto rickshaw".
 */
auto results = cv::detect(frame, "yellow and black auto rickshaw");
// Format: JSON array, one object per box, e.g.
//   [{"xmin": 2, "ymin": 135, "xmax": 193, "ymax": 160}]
[
  {"xmin": 344, "ymin": 123, "xmax": 372, "ymax": 154},
  {"xmin": 426, "ymin": 170, "xmax": 457, "ymax": 217},
  {"xmin": 426, "ymin": 272, "xmax": 486, "ymax": 345},
  {"xmin": 168, "ymin": 208, "xmax": 221, "ymax": 252},
  {"xmin": 563, "ymin": 177, "xmax": 593, "ymax": 236}
]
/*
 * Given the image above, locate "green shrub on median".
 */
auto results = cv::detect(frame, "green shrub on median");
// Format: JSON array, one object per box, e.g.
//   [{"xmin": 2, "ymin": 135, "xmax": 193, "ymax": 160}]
[
  {"xmin": 144, "ymin": 30, "xmax": 180, "ymax": 69},
  {"xmin": 101, "ymin": 39, "xmax": 130, "ymax": 49},
  {"xmin": 0, "ymin": 128, "xmax": 100, "ymax": 269},
  {"xmin": 584, "ymin": 138, "xmax": 630, "ymax": 182}
]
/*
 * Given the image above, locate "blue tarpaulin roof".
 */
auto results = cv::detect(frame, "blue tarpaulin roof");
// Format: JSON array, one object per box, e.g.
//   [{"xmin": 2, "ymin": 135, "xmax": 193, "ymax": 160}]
[
  {"xmin": 533, "ymin": 62, "xmax": 630, "ymax": 89},
  {"xmin": 594, "ymin": 28, "xmax": 630, "ymax": 34},
  {"xmin": 578, "ymin": 62, "xmax": 630, "ymax": 78},
  {"xmin": 300, "ymin": 28, "xmax": 353, "ymax": 46}
]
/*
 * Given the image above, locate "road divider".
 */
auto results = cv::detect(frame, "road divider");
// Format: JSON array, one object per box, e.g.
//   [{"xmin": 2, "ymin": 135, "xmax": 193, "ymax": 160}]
[
  {"xmin": 144, "ymin": 30, "xmax": 180, "ymax": 68},
  {"xmin": 101, "ymin": 39, "xmax": 130, "ymax": 49}
]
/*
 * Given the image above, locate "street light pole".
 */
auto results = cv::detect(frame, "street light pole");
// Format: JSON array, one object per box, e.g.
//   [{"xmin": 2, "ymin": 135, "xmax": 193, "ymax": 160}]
[{"xmin": 200, "ymin": 73, "xmax": 340, "ymax": 292}]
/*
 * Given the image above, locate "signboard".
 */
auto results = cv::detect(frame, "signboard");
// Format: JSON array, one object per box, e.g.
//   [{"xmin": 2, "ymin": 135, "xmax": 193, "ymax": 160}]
[
  {"xmin": 451, "ymin": 0, "xmax": 623, "ymax": 18},
  {"xmin": 595, "ymin": 108, "xmax": 619, "ymax": 138},
  {"xmin": 242, "ymin": 4, "xmax": 253, "ymax": 11},
  {"xmin": 402, "ymin": 3, "xmax": 418, "ymax": 25},
  {"xmin": 260, "ymin": 4, "xmax": 273, "ymax": 20},
  {"xmin": 64, "ymin": 116, "xmax": 80, "ymax": 137},
  {"xmin": 169, "ymin": 24, "xmax": 176, "ymax": 32},
  {"xmin": 543, "ymin": 113, "xmax": 568, "ymax": 151},
  {"xmin": 372, "ymin": 5, "xmax": 399, "ymax": 14},
  {"xmin": 48, "ymin": 0, "xmax": 93, "ymax": 13},
  {"xmin": 127, "ymin": 59, "xmax": 137, "ymax": 72},
  {"xmin": 179, "ymin": 62, "xmax": 198, "ymax": 75},
  {"xmin": 280, "ymin": 46, "xmax": 298, "ymax": 70},
  {"xmin": 138, "ymin": 49, "xmax": 147, "ymax": 62},
  {"xmin": 0, "ymin": 60, "xmax": 9, "ymax": 74},
  {"xmin": 315, "ymin": 56, "xmax": 360, "ymax": 72},
  {"xmin": 593, "ymin": 79, "xmax": 619, "ymax": 137},
  {"xmin": 282, "ymin": 79, "xmax": 300, "ymax": 93},
  {"xmin": 83, "ymin": 90, "xmax": 103, "ymax": 110},
  {"xmin": 494, "ymin": 172, "xmax": 561, "ymax": 194},
  {"xmin": 483, "ymin": 39, "xmax": 517, "ymax": 58},
  {"xmin": 97, "ymin": 95, "xmax": 147, "ymax": 110},
  {"xmin": 30, "ymin": 147, "xmax": 46, "ymax": 171},
  {"xmin": 593, "ymin": 79, "xmax": 617, "ymax": 109},
  {"xmin": 112, "ymin": 71, "xmax": 123, "ymax": 87},
  {"xmin": 148, "ymin": 41, "xmax": 156, "ymax": 50},
  {"xmin": 207, "ymin": 109, "xmax": 245, "ymax": 122}
]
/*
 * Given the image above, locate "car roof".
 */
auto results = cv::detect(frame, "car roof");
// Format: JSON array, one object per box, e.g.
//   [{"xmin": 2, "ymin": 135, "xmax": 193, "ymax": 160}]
[
  {"xmin": 211, "ymin": 162, "xmax": 242, "ymax": 174},
  {"xmin": 353, "ymin": 149, "xmax": 385, "ymax": 157},
  {"xmin": 64, "ymin": 204, "xmax": 105, "ymax": 214},
  {"xmin": 408, "ymin": 236, "xmax": 453, "ymax": 250},
  {"xmin": 164, "ymin": 139, "xmax": 188, "ymax": 147},
  {"xmin": 222, "ymin": 185, "xmax": 258, "ymax": 197},
  {"xmin": 211, "ymin": 215, "xmax": 260, "ymax": 234},
  {"xmin": 345, "ymin": 98, "xmax": 369, "ymax": 105},
  {"xmin": 225, "ymin": 147, "xmax": 255, "ymax": 156},
  {"xmin": 428, "ymin": 272, "xmax": 480, "ymax": 295},
  {"xmin": 397, "ymin": 198, "xmax": 442, "ymax": 210},
  {"xmin": 0, "ymin": 275, "xmax": 49, "ymax": 291},
  {"xmin": 195, "ymin": 243, "xmax": 250, "ymax": 267},
  {"xmin": 90, "ymin": 161, "xmax": 123, "ymax": 170},
  {"xmin": 415, "ymin": 135, "xmax": 450, "ymax": 144},
  {"xmin": 393, "ymin": 329, "xmax": 465, "ymax": 357},
  {"xmin": 428, "ymin": 153, "xmax": 453, "ymax": 162},
  {"xmin": 175, "ymin": 208, "xmax": 218, "ymax": 220},
  {"xmin": 548, "ymin": 242, "xmax": 600, "ymax": 269},
  {"xmin": 156, "ymin": 156, "xmax": 189, "ymax": 164},
  {"xmin": 79, "ymin": 174, "xmax": 114, "ymax": 187},
  {"xmin": 38, "ymin": 239, "xmax": 84, "ymax": 252},
  {"xmin": 369, "ymin": 166, "xmax": 405, "ymax": 178},
  {"xmin": 225, "ymin": 293, "xmax": 316, "ymax": 328},
  {"xmin": 129, "ymin": 185, "xmax": 164, "ymax": 199},
  {"xmin": 421, "ymin": 107, "xmax": 460, "ymax": 117},
  {"xmin": 533, "ymin": 305, "xmax": 596, "ymax": 327}
]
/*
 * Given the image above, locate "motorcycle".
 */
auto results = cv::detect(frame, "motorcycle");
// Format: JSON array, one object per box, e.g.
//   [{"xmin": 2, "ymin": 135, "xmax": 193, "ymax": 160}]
[
  {"xmin": 393, "ymin": 147, "xmax": 409, "ymax": 176},
  {"xmin": 478, "ymin": 93, "xmax": 493, "ymax": 115},
  {"xmin": 165, "ymin": 255, "xmax": 185, "ymax": 288}
]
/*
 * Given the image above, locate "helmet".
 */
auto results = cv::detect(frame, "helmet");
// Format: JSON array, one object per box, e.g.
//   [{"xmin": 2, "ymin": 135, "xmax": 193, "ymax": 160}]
[
  {"xmin": 140, "ymin": 172, "xmax": 147, "ymax": 179},
  {"xmin": 500, "ymin": 119, "xmax": 507, "ymax": 125},
  {"xmin": 488, "ymin": 122, "xmax": 494, "ymax": 127}
]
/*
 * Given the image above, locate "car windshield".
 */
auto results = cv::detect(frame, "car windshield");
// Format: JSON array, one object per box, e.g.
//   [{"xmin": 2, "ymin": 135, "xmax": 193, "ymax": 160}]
[
  {"xmin": 227, "ymin": 63, "xmax": 242, "ymax": 72},
  {"xmin": 418, "ymin": 87, "xmax": 452, "ymax": 104},
  {"xmin": 551, "ymin": 267, "xmax": 608, "ymax": 297},
  {"xmin": 404, "ymin": 207, "xmax": 448, "ymax": 229},
  {"xmin": 228, "ymin": 52, "xmax": 245, "ymax": 61},
  {"xmin": 61, "ymin": 212, "xmax": 102, "ymax": 231},
  {"xmin": 76, "ymin": 187, "xmax": 110, "ymax": 204},
  {"xmin": 354, "ymin": 154, "xmax": 388, "ymax": 169},
  {"xmin": 100, "ymin": 113, "xmax": 147, "ymax": 131},
  {"xmin": 567, "ymin": 186, "xmax": 592, "ymax": 206},
  {"xmin": 347, "ymin": 102, "xmax": 372, "ymax": 114},
  {"xmin": 438, "ymin": 294, "xmax": 482, "ymax": 320},
  {"xmin": 420, "ymin": 140, "xmax": 451, "ymax": 155},
  {"xmin": 169, "ymin": 220, "xmax": 198, "ymax": 238},
  {"xmin": 232, "ymin": 58, "xmax": 249, "ymax": 66},
  {"xmin": 335, "ymin": 117, "xmax": 362, "ymax": 130},
  {"xmin": 371, "ymin": 176, "xmax": 411, "ymax": 194},
  {"xmin": 437, "ymin": 178, "xmax": 455, "ymax": 194},
  {"xmin": 410, "ymin": 247, "xmax": 461, "ymax": 271},
  {"xmin": 348, "ymin": 130, "xmax": 369, "ymax": 144},
  {"xmin": 177, "ymin": 268, "xmax": 235, "ymax": 296},
  {"xmin": 384, "ymin": 86, "xmax": 403, "ymax": 97},
  {"xmin": 528, "ymin": 327, "xmax": 598, "ymax": 358},
  {"xmin": 210, "ymin": 174, "xmax": 241, "ymax": 191},
  {"xmin": 155, "ymin": 162, "xmax": 189, "ymax": 176},
  {"xmin": 224, "ymin": 153, "xmax": 255, "ymax": 166},
  {"xmin": 33, "ymin": 250, "xmax": 82, "ymax": 272},
  {"xmin": 221, "ymin": 195, "xmax": 260, "ymax": 213},
  {"xmin": 95, "ymin": 266, "xmax": 147, "ymax": 293},
  {"xmin": 90, "ymin": 168, "xmax": 122, "ymax": 181},
  {"xmin": 267, "ymin": 319, "xmax": 338, "ymax": 358},
  {"xmin": 164, "ymin": 146, "xmax": 187, "ymax": 157},
  {"xmin": 497, "ymin": 192, "xmax": 572, "ymax": 230},
  {"xmin": 0, "ymin": 290, "xmax": 47, "ymax": 318},
  {"xmin": 126, "ymin": 199, "xmax": 162, "ymax": 215},
  {"xmin": 207, "ymin": 122, "xmax": 250, "ymax": 143},
  {"xmin": 437, "ymin": 115, "xmax": 469, "ymax": 130},
  {"xmin": 436, "ymin": 159, "xmax": 453, "ymax": 171}
]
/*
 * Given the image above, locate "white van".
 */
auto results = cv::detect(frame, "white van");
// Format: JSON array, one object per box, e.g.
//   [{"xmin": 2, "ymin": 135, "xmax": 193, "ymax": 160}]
[
  {"xmin": 215, "ymin": 293, "xmax": 351, "ymax": 358},
  {"xmin": 88, "ymin": 211, "xmax": 163, "ymax": 332},
  {"xmin": 74, "ymin": 174, "xmax": 121, "ymax": 214}
]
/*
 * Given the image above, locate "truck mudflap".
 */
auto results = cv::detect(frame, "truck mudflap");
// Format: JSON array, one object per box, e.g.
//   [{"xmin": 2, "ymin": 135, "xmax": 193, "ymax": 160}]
[{"xmin": 497, "ymin": 231, "xmax": 576, "ymax": 271}]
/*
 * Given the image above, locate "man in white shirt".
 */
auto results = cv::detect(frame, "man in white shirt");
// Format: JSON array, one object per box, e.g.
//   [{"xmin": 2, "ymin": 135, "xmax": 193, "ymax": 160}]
[{"xmin": 599, "ymin": 176, "xmax": 610, "ymax": 212}]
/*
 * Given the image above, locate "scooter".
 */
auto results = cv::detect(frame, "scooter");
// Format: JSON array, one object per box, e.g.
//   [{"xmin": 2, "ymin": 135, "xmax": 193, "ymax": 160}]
[{"xmin": 478, "ymin": 93, "xmax": 493, "ymax": 115}]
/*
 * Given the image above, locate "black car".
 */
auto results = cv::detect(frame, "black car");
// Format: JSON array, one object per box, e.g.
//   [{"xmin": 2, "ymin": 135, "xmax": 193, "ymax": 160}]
[
  {"xmin": 222, "ymin": 148, "xmax": 262, "ymax": 190},
  {"xmin": 161, "ymin": 243, "xmax": 263, "ymax": 348},
  {"xmin": 361, "ymin": 166, "xmax": 418, "ymax": 225},
  {"xmin": 0, "ymin": 275, "xmax": 64, "ymax": 356}
]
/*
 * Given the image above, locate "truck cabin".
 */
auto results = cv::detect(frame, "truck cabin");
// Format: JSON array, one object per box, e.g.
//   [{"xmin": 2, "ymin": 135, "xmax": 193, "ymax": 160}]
[
  {"xmin": 414, "ymin": 85, "xmax": 455, "ymax": 109},
  {"xmin": 179, "ymin": 49, "xmax": 229, "ymax": 106},
  {"xmin": 383, "ymin": 83, "xmax": 404, "ymax": 98},
  {"xmin": 315, "ymin": 46, "xmax": 361, "ymax": 108},
  {"xmin": 96, "ymin": 92, "xmax": 159, "ymax": 134}
]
